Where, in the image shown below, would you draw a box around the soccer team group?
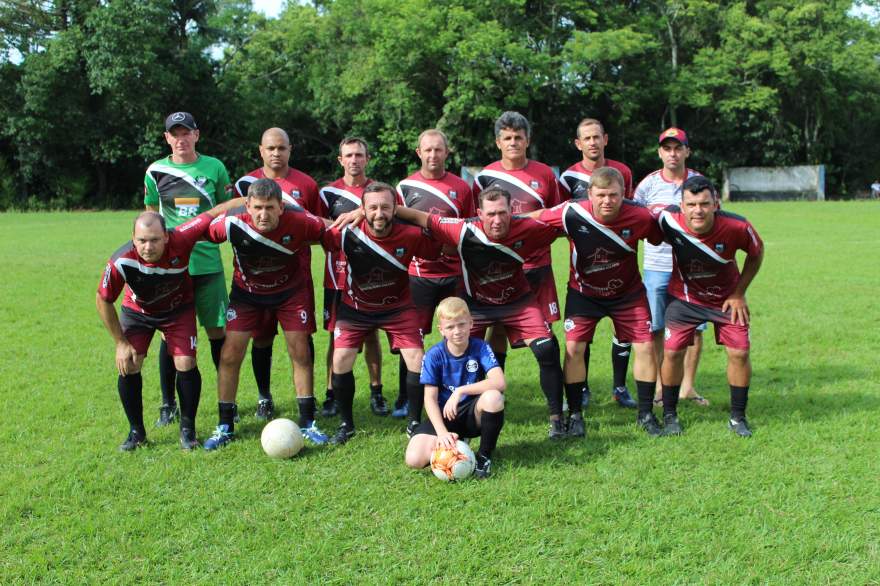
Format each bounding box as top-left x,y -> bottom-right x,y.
96,110 -> 764,478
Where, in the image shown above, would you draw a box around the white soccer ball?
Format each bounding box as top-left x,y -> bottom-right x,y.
260,418 -> 304,459
430,440 -> 476,482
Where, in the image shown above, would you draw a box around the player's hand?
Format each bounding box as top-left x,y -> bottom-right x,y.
331,209 -> 365,229
722,295 -> 750,326
443,391 -> 461,420
115,341 -> 139,375
436,432 -> 459,449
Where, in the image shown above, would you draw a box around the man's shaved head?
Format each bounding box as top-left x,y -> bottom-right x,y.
133,211 -> 166,233
261,127 -> 290,145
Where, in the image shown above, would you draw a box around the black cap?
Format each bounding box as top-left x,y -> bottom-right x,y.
164,112 -> 197,131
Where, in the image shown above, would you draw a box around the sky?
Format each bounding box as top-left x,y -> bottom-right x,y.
252,0 -> 286,19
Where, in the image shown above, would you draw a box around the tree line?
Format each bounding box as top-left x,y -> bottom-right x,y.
1,0 -> 878,209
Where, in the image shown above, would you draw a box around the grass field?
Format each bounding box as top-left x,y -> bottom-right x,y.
1,202 -> 878,584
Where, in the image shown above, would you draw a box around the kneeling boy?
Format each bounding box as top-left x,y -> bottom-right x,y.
405,297 -> 506,478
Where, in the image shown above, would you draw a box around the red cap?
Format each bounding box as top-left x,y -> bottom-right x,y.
658,127 -> 688,145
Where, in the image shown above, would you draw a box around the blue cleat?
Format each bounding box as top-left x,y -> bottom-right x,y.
301,421 -> 330,445
203,424 -> 234,451
612,386 -> 637,409
391,401 -> 408,419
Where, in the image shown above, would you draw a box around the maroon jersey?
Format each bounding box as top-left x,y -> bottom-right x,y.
559,159 -> 634,200
397,171 -> 474,279
98,213 -> 213,315
472,160 -> 563,270
659,207 -> 763,309
427,215 -> 558,306
206,204 -> 325,296
539,199 -> 662,298
322,223 -> 442,312
235,168 -> 321,214
318,179 -> 374,290
236,167 -> 322,288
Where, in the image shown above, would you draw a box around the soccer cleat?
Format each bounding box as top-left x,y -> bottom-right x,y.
156,403 -> 179,427
203,424 -> 235,451
637,412 -> 663,436
330,422 -> 356,445
568,413 -> 586,438
612,386 -> 637,409
581,387 -> 592,409
119,429 -> 147,452
320,397 -> 338,418
254,399 -> 275,421
728,417 -> 753,437
548,418 -> 568,440
391,401 -> 408,419
474,454 -> 492,479
301,421 -> 330,445
406,420 -> 420,438
179,427 -> 200,450
662,413 -> 683,436
370,393 -> 390,416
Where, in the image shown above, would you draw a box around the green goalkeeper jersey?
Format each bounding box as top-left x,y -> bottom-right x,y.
144,154 -> 231,275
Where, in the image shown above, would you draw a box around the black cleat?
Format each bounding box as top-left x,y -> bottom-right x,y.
581,387 -> 592,409
568,413 -> 586,438
728,417 -> 753,437
474,454 -> 492,479
662,413 -> 683,436
330,422 -> 356,445
637,412 -> 663,436
179,427 -> 200,450
321,397 -> 338,418
405,420 -> 420,438
156,403 -> 179,427
254,399 -> 275,421
612,386 -> 637,409
119,429 -> 147,452
370,393 -> 390,416
548,418 -> 568,440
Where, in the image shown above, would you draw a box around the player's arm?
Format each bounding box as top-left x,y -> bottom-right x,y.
95,293 -> 139,376
722,248 -> 764,326
442,367 -> 505,420
424,385 -> 457,448
329,209 -> 362,229
394,205 -> 430,228
206,196 -> 245,218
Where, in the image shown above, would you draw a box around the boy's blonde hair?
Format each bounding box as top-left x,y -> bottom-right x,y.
435,297 -> 470,322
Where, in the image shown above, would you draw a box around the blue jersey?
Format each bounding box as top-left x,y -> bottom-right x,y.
420,338 -> 500,408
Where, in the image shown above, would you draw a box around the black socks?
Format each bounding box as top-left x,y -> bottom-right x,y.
118,373 -> 145,435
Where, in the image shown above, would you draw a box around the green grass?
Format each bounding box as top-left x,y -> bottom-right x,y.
1,202 -> 878,584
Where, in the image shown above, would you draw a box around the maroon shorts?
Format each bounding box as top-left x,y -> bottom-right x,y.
322,287 -> 341,332
664,297 -> 749,351
120,305 -> 197,357
410,275 -> 463,333
333,303 -> 423,350
562,288 -> 653,344
226,287 -> 316,336
249,281 -> 315,341
467,294 -> 551,348
526,265 -> 560,323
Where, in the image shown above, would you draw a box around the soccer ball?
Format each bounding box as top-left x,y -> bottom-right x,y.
260,418 -> 304,459
430,440 -> 476,482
